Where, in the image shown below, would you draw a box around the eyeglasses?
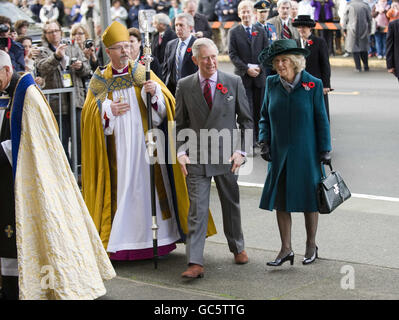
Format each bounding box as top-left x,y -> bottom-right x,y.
46,29 -> 61,35
108,44 -> 131,51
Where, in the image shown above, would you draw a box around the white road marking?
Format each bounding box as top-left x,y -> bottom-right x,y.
329,91 -> 360,95
236,181 -> 399,203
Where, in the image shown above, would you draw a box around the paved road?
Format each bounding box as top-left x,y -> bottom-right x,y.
101,65 -> 399,303
236,66 -> 399,198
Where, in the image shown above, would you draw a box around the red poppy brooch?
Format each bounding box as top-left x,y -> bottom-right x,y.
307,40 -> 314,46
186,47 -> 192,53
302,82 -> 315,91
251,31 -> 258,36
216,83 -> 228,94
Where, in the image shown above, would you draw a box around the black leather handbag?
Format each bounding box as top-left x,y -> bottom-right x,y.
317,164 -> 351,214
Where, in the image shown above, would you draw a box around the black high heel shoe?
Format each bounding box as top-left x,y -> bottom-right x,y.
303,246 -> 318,265
267,251 -> 294,267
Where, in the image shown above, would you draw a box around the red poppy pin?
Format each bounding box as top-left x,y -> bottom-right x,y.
302,82 -> 315,91
307,39 -> 314,46
187,47 -> 192,53
216,83 -> 228,94
251,31 -> 258,36
6,111 -> 10,119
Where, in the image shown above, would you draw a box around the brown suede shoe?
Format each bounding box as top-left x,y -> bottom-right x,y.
181,264 -> 204,278
234,250 -> 249,264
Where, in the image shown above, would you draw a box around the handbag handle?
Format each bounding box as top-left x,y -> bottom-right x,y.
320,162 -> 333,179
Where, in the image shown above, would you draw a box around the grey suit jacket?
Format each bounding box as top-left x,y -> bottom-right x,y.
266,16 -> 299,40
175,70 -> 253,177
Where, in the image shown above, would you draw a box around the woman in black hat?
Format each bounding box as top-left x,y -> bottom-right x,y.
258,39 -> 332,266
293,15 -> 332,121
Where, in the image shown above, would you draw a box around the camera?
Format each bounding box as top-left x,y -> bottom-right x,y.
70,57 -> 78,64
60,38 -> 72,45
0,37 -> 9,49
84,39 -> 94,49
0,24 -> 9,33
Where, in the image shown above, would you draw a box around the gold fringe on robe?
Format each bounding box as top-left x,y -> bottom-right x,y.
81,61 -> 217,250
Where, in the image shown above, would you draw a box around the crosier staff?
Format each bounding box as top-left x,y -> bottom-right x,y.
139,9 -> 158,269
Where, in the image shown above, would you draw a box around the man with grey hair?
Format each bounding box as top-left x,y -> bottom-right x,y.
152,13 -> 177,65
0,50 -> 115,300
175,38 -> 253,278
162,13 -> 198,95
267,0 -> 300,40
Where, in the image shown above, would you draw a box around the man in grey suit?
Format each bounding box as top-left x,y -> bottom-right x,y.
162,13 -> 199,95
175,38 -> 253,279
267,0 -> 300,40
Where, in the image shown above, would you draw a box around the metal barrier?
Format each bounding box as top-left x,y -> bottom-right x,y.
42,87 -> 79,179
209,21 -> 343,30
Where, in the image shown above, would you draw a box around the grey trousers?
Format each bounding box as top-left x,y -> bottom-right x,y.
185,171 -> 245,266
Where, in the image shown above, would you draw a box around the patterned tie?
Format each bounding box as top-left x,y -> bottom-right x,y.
246,26 -> 252,40
175,41 -> 186,80
203,79 -> 212,110
283,23 -> 291,39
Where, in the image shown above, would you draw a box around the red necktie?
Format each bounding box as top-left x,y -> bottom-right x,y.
283,23 -> 291,39
203,79 -> 212,110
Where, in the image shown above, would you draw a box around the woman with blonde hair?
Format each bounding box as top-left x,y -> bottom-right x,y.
258,39 -> 331,267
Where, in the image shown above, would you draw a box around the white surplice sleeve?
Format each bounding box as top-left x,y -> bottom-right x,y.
101,98 -> 116,135
140,82 -> 166,127
1,140 -> 12,164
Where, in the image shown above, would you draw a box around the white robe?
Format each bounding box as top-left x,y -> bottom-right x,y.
101,80 -> 180,253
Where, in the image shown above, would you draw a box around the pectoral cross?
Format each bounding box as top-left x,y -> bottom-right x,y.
5,225 -> 13,238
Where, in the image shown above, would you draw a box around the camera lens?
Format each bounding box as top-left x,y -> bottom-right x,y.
0,24 -> 9,33
85,39 -> 94,49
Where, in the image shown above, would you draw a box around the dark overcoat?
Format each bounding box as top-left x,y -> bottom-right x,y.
386,19 -> 399,79
258,71 -> 331,212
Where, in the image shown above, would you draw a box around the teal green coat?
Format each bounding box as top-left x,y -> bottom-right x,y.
258,71 -> 331,212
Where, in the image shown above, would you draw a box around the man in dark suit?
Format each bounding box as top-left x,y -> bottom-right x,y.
386,19 -> 399,84
172,0 -> 213,39
175,38 -> 253,278
228,0 -> 269,152
151,13 -> 177,66
162,13 -> 198,95
293,15 -> 332,120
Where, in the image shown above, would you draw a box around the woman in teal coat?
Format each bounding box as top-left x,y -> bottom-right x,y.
258,40 -> 331,267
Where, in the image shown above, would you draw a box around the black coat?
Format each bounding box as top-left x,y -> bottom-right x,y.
198,0 -> 219,21
298,34 -> 331,88
228,24 -> 269,88
162,36 -> 198,95
151,26 -> 177,66
0,74 -> 20,259
386,19 -> 399,79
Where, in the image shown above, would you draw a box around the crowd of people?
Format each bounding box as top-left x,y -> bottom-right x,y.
0,0 -> 397,300
10,0 -> 399,57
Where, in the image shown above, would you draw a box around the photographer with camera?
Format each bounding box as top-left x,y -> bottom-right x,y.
36,21 -> 91,164
16,36 -> 45,87
0,16 -> 25,72
71,23 -> 97,72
